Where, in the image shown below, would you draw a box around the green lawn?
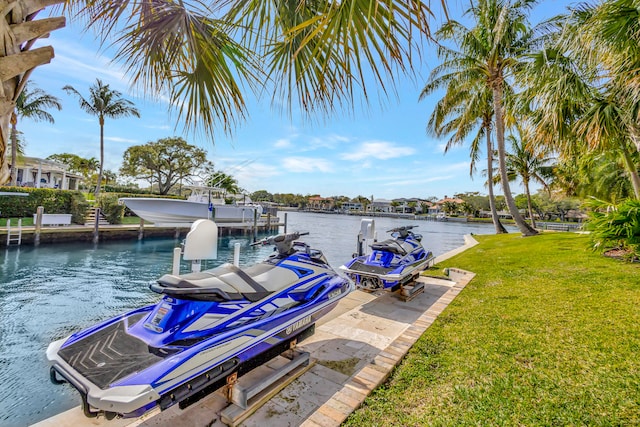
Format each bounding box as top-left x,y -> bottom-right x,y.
344,232 -> 640,426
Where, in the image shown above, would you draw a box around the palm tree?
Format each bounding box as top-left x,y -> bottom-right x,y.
464,0 -> 538,236
207,171 -> 241,196
0,1 -> 65,184
525,2 -> 640,199
63,79 -> 140,198
102,170 -> 117,187
10,83 -> 62,186
503,124 -> 553,228
2,1 -> 442,184
420,21 -> 508,234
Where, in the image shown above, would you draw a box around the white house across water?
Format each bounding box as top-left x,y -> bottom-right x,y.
11,157 -> 83,190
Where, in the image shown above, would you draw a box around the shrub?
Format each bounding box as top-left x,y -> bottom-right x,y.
0,186 -> 89,224
97,194 -> 125,224
585,198 -> 640,261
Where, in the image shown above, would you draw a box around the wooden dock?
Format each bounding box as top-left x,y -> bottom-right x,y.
0,220 -> 285,247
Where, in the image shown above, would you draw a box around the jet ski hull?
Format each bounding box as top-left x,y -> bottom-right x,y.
47,232 -> 353,419
341,225 -> 434,292
47,293 -> 345,418
341,256 -> 432,290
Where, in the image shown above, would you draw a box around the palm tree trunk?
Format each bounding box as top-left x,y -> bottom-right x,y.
620,141 -> 640,199
0,102 -> 13,185
10,114 -> 18,186
486,129 -> 508,234
491,79 -> 537,236
96,117 -> 104,199
524,179 -> 536,228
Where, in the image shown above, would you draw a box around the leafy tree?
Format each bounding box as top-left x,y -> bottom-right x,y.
458,192 -> 491,213
250,190 -> 273,202
10,83 -> 62,185
120,137 -> 207,195
46,153 -> 99,182
63,79 -> 140,198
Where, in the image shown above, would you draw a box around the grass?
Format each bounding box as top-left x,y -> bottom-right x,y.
344,232 -> 640,426
2,217 -> 35,226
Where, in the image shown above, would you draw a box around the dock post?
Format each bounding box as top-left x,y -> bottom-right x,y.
138,218 -> 145,240
284,213 -> 288,233
34,206 -> 43,246
253,210 -> 258,242
266,213 -> 271,231
172,247 -> 181,275
233,242 -> 241,266
92,208 -> 100,244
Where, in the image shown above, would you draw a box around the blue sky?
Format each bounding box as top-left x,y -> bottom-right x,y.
23,0 -> 573,200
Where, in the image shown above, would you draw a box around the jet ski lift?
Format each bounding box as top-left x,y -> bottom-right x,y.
47,221 -> 353,420
341,219 -> 434,301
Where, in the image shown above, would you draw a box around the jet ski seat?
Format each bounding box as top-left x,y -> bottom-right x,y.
152,263 -> 300,302
370,239 -> 408,255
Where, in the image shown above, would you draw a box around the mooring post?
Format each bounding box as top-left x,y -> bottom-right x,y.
138,218 -> 145,240
34,206 -> 43,246
266,212 -> 271,230
92,207 -> 100,244
283,212 -> 288,233
172,247 -> 181,275
233,242 -> 241,267
253,209 -> 258,242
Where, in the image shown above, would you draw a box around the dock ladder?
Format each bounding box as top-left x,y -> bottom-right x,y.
6,219 -> 22,246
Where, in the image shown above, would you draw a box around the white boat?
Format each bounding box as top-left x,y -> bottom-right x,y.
119,187 -> 264,227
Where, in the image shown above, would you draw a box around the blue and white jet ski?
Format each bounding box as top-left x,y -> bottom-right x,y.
341,223 -> 434,300
47,230 -> 353,419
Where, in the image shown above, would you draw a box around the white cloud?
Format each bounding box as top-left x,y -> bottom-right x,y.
340,140 -> 416,161
274,138 -> 292,148
383,175 -> 454,187
105,136 -> 139,143
282,157 -> 333,173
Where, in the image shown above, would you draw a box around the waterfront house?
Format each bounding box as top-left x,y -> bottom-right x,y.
308,196 -> 335,211
341,202 -> 363,212
10,156 -> 83,190
371,199 -> 393,213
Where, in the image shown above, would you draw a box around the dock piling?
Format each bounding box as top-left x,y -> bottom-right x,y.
34,206 -> 43,246
92,208 -> 100,244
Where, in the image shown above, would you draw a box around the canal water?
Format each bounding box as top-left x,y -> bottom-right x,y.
0,212 -> 507,426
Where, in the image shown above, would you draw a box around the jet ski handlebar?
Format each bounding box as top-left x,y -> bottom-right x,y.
386,225 -> 418,233
386,225 -> 420,239
251,232 -> 310,255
